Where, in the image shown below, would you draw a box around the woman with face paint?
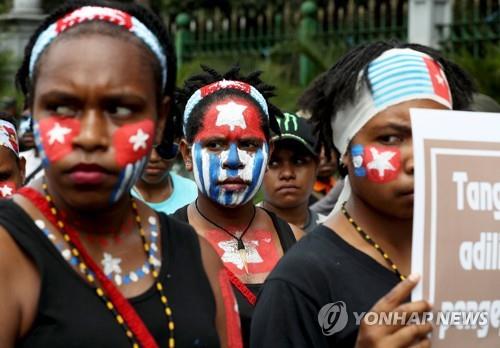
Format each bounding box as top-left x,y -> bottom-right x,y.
0,115 -> 26,197
0,2 -> 242,347
251,41 -> 475,348
173,66 -> 304,347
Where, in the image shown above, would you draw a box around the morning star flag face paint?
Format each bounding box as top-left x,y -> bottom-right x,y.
110,119 -> 154,203
35,117 -> 81,164
367,50 -> 452,109
0,181 -> 16,198
351,144 -> 401,183
192,97 -> 268,207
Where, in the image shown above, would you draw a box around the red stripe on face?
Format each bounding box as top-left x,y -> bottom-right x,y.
39,116 -> 81,163
0,181 -> 16,198
194,97 -> 266,142
113,119 -> 154,167
364,145 -> 401,183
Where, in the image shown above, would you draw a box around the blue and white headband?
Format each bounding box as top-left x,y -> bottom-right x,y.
183,80 -> 269,134
29,6 -> 167,89
329,48 -> 453,216
332,48 -> 452,157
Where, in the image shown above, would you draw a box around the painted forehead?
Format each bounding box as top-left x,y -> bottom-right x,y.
195,96 -> 266,141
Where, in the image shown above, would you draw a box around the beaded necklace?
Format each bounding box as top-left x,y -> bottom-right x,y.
38,183 -> 175,348
341,201 -> 406,281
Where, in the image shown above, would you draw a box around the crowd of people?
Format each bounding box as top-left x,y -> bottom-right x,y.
0,1 -> 497,347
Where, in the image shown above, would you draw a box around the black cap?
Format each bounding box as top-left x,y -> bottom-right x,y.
272,112 -> 319,157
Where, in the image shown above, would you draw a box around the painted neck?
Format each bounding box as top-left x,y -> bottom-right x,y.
45,182 -> 133,236
196,193 -> 256,227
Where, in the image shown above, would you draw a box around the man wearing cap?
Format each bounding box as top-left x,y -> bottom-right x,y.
261,112 -> 326,233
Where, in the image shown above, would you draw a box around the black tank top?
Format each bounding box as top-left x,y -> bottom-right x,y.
172,205 -> 297,347
0,200 -> 219,348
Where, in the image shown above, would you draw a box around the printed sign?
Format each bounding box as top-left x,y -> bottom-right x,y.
411,109 -> 500,347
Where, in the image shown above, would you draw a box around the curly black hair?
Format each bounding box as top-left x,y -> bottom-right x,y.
173,65 -> 282,145
16,0 -> 176,106
300,40 -> 476,164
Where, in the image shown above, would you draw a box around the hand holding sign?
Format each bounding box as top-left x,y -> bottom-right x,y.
355,274 -> 433,348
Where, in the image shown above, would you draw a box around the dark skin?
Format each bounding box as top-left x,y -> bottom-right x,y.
180,123 -> 304,285
0,33 -> 233,347
0,147 -> 26,188
324,99 -> 447,347
262,140 -> 319,229
134,147 -> 174,203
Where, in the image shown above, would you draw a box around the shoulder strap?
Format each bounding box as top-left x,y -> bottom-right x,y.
24,163 -> 43,185
261,208 -> 297,252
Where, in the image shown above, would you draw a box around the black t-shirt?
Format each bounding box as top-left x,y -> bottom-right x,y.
250,224 -> 402,348
0,200 -> 219,347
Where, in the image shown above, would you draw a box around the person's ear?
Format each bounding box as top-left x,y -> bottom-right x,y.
179,139 -> 193,172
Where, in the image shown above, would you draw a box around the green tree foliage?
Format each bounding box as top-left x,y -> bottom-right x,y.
450,45 -> 500,103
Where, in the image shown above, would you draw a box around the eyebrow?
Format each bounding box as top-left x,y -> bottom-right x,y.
373,122 -> 412,134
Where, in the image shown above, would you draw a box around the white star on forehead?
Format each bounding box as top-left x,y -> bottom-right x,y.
215,101 -> 247,131
47,122 -> 72,145
218,239 -> 263,270
101,252 -> 122,276
129,128 -> 150,151
0,184 -> 13,197
366,148 -> 396,177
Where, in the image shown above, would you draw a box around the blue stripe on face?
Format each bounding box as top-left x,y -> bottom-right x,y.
226,143 -> 240,177
208,152 -> 221,202
242,145 -> 265,204
224,190 -> 233,206
33,121 -> 49,167
193,142 -> 207,196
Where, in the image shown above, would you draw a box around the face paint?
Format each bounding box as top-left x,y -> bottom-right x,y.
192,97 -> 268,207
351,144 -> 366,177
0,181 -> 16,198
35,116 -> 81,165
351,144 -> 401,183
110,119 -> 154,203
206,228 -> 280,276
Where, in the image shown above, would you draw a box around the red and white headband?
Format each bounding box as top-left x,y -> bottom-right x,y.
0,120 -> 19,157
183,80 -> 269,134
29,6 -> 167,89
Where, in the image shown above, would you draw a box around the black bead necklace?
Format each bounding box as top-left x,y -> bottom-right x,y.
195,198 -> 256,251
341,201 -> 406,281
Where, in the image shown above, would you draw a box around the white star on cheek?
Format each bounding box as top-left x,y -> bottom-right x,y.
47,122 -> 72,145
0,184 -> 13,197
366,148 -> 396,177
129,128 -> 150,151
215,101 -> 248,131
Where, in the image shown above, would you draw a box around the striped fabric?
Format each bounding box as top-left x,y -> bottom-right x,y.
367,50 -> 451,109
